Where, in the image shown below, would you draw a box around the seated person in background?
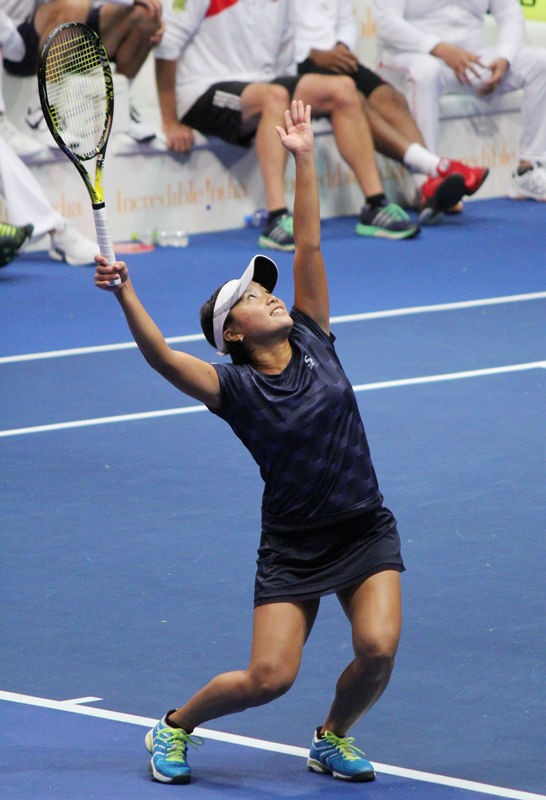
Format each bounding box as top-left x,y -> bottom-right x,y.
1,0 -> 163,152
295,0 -> 489,223
372,0 -> 546,202
0,135 -> 99,265
154,0 -> 421,249
0,8 -> 43,158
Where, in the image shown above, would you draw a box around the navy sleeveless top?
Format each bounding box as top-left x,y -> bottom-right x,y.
211,308 -> 382,531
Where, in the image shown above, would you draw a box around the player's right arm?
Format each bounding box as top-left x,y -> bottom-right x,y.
95,258 -> 221,409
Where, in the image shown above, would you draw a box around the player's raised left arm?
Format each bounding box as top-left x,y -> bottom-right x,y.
276,101 -> 329,335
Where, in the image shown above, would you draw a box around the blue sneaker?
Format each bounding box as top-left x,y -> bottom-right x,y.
307,728 -> 375,782
145,714 -> 203,784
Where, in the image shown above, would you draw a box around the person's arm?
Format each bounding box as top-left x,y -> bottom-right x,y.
95,258 -> 221,408
372,0 -> 442,55
336,0 -> 358,52
490,0 -> 525,65
155,57 -> 195,153
276,101 -> 329,335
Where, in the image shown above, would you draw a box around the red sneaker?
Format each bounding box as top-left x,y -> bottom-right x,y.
418,173 -> 465,225
437,158 -> 489,196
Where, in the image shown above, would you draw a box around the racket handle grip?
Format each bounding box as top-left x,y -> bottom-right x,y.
93,204 -> 121,287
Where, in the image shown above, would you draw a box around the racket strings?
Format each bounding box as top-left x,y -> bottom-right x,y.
44,32 -> 109,159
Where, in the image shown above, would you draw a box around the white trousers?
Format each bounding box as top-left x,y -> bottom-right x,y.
377,44 -> 546,163
0,137 -> 63,238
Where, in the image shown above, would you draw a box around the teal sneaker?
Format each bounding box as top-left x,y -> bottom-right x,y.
258,213 -> 295,251
145,714 -> 203,784
307,728 -> 375,782
356,202 -> 419,240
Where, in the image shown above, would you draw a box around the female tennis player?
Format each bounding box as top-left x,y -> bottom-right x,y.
95,100 -> 404,785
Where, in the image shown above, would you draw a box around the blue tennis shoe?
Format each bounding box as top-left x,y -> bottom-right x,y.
145,714 -> 203,784
307,727 -> 375,782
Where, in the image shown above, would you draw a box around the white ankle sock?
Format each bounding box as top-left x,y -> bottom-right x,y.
403,143 -> 441,177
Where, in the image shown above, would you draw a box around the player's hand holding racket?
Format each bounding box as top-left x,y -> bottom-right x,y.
38,22 -> 120,286
94,254 -> 127,291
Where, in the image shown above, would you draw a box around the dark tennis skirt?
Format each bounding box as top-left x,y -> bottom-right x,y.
254,506 -> 404,606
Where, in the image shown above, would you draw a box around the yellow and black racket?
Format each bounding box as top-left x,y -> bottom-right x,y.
38,22 -> 120,285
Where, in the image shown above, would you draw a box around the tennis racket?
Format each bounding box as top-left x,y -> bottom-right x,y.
38,21 -> 120,286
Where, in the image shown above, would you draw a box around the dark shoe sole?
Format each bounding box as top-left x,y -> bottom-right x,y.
419,174 -> 466,225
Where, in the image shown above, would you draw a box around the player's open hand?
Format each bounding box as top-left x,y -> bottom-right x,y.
94,254 -> 127,291
275,100 -> 313,155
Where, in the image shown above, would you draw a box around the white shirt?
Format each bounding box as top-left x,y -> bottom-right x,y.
372,0 -> 525,65
155,0 -> 296,119
0,1 -> 49,27
294,0 -> 357,64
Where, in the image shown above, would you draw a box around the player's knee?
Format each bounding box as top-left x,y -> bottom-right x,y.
354,628 -> 399,673
247,660 -> 297,702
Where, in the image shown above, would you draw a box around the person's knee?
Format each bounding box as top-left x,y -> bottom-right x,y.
300,74 -> 360,116
354,629 -> 399,676
34,0 -> 90,36
128,2 -> 163,36
262,82 -> 291,113
247,659 -> 297,703
329,75 -> 362,112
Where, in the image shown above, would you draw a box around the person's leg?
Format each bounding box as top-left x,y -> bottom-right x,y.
322,570 -> 402,735
168,599 -> 319,730
292,73 -> 420,239
366,82 -> 426,161
33,0 -> 92,44
295,73 -> 384,199
146,598 -> 319,783
97,2 -> 162,78
306,570 -> 401,782
239,81 -> 292,212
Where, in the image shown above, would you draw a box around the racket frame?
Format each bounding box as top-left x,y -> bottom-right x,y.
38,21 -> 119,282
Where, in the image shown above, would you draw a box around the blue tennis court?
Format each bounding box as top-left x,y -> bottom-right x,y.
1,198 -> 545,799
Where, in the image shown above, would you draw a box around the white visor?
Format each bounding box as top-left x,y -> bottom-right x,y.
212,254 -> 278,354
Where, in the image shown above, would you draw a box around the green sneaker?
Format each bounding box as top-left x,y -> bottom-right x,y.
258,213 -> 295,251
356,202 -> 419,240
307,728 -> 375,782
145,714 -> 203,784
0,222 -> 34,267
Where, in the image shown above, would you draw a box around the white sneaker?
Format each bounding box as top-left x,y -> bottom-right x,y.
128,104 -> 156,144
49,223 -> 99,266
0,113 -> 46,159
26,106 -> 81,152
507,162 -> 546,201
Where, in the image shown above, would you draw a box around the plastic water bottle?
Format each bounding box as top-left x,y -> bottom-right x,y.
244,209 -> 268,228
142,229 -> 189,247
156,229 -> 189,247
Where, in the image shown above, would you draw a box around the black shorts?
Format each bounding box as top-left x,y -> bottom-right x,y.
182,76 -> 300,147
4,8 -> 102,76
297,58 -> 386,99
254,505 -> 405,606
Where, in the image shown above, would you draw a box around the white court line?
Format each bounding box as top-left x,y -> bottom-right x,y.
1,291 -> 544,365
0,691 -> 543,800
0,360 -> 544,439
